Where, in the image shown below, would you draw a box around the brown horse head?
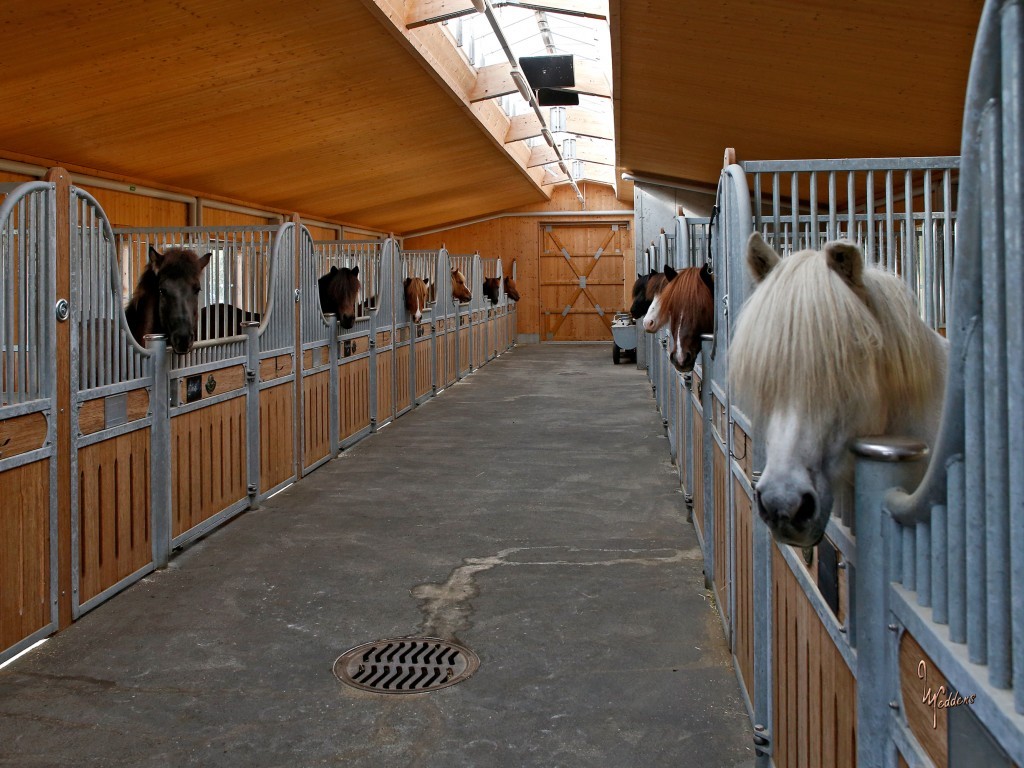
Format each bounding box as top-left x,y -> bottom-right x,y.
482,276 -> 501,305
503,274 -> 520,302
630,267 -> 670,319
451,268 -> 472,303
641,265 -> 714,372
318,265 -> 361,329
403,276 -> 430,323
125,246 -> 211,355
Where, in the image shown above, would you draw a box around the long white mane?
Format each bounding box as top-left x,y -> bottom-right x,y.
729,248 -> 947,439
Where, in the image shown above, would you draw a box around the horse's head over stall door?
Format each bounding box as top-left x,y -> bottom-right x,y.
729,233 -> 948,547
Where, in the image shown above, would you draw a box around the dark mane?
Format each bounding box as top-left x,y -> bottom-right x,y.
124,246 -> 211,355
318,265 -> 361,329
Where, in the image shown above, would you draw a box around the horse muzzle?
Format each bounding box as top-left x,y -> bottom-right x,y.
753,487 -> 826,547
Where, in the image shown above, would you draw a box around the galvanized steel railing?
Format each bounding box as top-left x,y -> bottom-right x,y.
880,0 -> 1023,731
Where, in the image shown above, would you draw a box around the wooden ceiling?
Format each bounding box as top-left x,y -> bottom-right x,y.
0,1 -> 987,232
610,0 -> 985,192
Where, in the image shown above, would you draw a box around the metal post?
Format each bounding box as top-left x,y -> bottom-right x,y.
851,436 -> 930,768
326,314 -> 340,455
145,334 -> 171,569
243,321 -> 261,507
701,333 -> 715,588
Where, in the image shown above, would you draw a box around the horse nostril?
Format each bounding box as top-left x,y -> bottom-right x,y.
792,492 -> 817,527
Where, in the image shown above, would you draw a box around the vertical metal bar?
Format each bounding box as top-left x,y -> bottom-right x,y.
981,102 -> 1010,689
243,321 -> 261,508
790,172 -> 799,253
923,169 -> 935,326
146,335 -> 170,569
902,525 -> 915,591
948,456 -> 967,644
18,198 -> 28,400
809,171 -> 819,248
965,317 -> 987,664
847,172 -> 856,244
772,173 -> 780,248
904,170 -> 915,294
827,170 -> 837,242
932,503 -> 948,624
943,169 -> 954,331
916,521 -> 931,607
866,171 -> 876,267
753,172 -> 763,232
885,170 -> 895,272
1003,0 -> 1024,713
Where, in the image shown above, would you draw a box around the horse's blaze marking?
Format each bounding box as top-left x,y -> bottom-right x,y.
334,638 -> 478,695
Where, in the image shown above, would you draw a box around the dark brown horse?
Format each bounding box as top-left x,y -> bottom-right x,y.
482,276 -> 501,305
640,264 -> 714,372
318,265 -> 361,329
403,276 -> 430,323
198,303 -> 261,340
629,267 -> 670,320
124,246 -> 211,355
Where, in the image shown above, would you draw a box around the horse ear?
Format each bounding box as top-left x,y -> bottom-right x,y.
197,252 -> 212,271
663,264 -> 678,281
352,265 -> 359,276
148,246 -> 164,271
746,232 -> 780,283
825,241 -> 864,287
404,277 -> 411,287
424,277 -> 430,286
330,265 -> 338,274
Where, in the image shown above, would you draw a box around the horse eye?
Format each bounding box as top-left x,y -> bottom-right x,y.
158,287 -> 166,296
193,286 -> 201,295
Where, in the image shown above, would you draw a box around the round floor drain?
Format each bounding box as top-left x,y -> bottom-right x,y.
333,637 -> 479,694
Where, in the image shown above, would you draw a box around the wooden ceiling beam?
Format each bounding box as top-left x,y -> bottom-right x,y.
407,0 -> 607,28
470,62 -> 517,102
528,136 -> 614,167
506,112 -> 545,142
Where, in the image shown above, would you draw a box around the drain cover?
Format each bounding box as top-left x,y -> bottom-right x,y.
333,637 -> 479,694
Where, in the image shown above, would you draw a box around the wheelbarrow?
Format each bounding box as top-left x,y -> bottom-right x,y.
610,312 -> 638,364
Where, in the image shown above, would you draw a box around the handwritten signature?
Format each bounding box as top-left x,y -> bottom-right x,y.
918,660 -> 976,728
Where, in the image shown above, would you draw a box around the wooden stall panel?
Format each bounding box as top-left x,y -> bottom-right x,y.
338,357 -> 370,442
713,443 -> 729,625
474,323 -> 485,368
77,429 -> 152,603
376,350 -> 394,424
446,330 -> 457,384
0,412 -> 47,457
171,397 -> 247,537
302,370 -> 330,471
900,632 -> 959,768
773,545 -> 857,768
733,479 -> 755,701
415,337 -> 432,399
259,383 -> 294,493
78,391 -> 149,437
396,344 -> 411,413
0,460 -> 50,651
692,396 -> 705,536
458,324 -> 470,374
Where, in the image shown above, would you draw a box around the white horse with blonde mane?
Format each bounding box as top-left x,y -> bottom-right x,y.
729,233 -> 948,547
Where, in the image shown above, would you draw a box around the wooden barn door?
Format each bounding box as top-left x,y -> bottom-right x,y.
538,222 -> 627,342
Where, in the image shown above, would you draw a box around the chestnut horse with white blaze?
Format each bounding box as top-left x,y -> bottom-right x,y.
640,264 -> 714,372
403,276 -> 430,323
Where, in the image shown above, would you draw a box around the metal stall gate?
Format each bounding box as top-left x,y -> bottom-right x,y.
506,259 -> 518,350
0,181 -> 58,664
299,226 -> 338,475
433,247 -> 455,393
71,191 -> 162,616
480,256 -> 505,362
114,222 -> 296,540
400,248 -> 442,406
449,253 -> 478,380
313,239 -> 385,447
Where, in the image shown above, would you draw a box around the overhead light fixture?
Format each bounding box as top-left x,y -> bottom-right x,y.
510,69 -> 533,102
549,106 -> 567,133
572,160 -> 584,179
562,138 -> 577,159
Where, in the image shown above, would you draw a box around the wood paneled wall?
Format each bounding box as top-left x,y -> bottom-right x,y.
404,184 -> 633,340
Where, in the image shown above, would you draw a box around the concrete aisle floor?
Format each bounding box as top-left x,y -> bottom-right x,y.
0,344 -> 753,768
